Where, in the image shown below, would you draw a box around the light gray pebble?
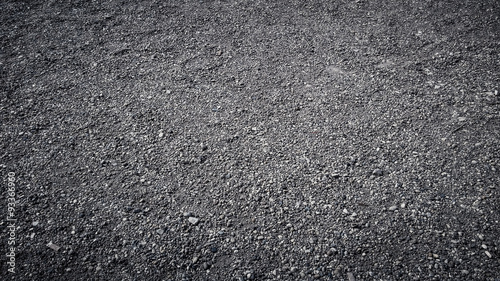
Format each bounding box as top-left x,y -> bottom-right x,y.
47,242 -> 60,251
188,217 -> 200,225
372,169 -> 383,176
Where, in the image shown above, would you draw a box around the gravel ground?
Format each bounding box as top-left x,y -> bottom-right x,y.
1,0 -> 499,280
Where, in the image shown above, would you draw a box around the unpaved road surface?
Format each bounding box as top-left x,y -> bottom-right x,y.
1,0 -> 499,280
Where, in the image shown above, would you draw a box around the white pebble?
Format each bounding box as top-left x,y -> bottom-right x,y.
188,217 -> 200,225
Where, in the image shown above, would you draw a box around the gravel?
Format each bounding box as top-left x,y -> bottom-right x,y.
46,242 -> 60,252
1,0 -> 499,280
188,217 -> 200,225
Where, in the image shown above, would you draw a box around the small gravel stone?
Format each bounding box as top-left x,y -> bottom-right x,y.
202,262 -> 209,270
485,251 -> 492,258
372,169 -> 383,176
389,205 -> 398,211
47,242 -> 60,251
347,272 -> 355,281
188,217 -> 200,225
